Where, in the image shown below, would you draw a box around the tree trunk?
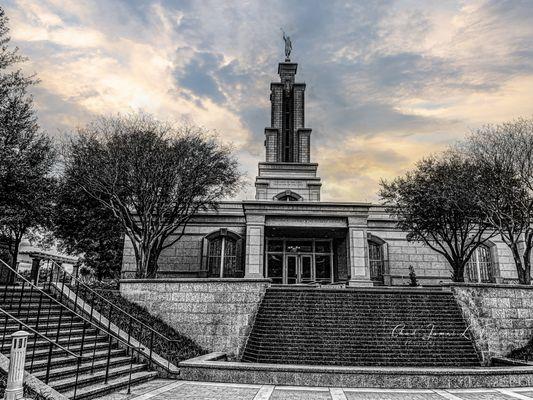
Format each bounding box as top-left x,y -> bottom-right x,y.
510,242 -> 527,284
136,243 -> 151,279
7,235 -> 22,284
146,244 -> 163,278
452,261 -> 465,282
523,241 -> 532,285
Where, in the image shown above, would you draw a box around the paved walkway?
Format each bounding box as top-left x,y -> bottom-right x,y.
95,380 -> 533,400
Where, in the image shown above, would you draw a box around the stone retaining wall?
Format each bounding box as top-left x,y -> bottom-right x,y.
449,283 -> 533,364
120,279 -> 270,358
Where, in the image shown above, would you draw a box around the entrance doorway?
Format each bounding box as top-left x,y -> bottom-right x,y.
266,238 -> 333,284
286,254 -> 313,284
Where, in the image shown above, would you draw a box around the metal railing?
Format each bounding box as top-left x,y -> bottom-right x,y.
0,307 -> 85,398
45,260 -> 179,374
0,259 -> 144,397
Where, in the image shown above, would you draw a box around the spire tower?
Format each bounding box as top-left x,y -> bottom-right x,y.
255,58 -> 322,201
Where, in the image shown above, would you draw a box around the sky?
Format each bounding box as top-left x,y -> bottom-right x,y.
5,0 -> 533,202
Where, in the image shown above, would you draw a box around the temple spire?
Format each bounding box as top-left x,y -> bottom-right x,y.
255,56 -> 322,201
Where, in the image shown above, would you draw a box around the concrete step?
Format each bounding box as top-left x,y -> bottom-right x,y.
21,340 -> 117,360
33,356 -> 134,381
1,285 -> 159,400
49,363 -> 149,392
3,321 -> 89,333
243,289 -> 479,367
27,348 -> 128,372
62,370 -> 158,400
1,334 -> 105,352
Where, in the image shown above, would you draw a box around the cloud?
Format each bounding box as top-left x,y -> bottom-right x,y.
4,0 -> 533,201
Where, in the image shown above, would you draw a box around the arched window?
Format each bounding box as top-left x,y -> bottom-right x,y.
466,245 -> 493,283
205,230 -> 242,278
368,241 -> 384,283
274,190 -> 302,202
277,194 -> 299,201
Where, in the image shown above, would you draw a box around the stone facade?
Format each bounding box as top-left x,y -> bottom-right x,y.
120,279 -> 270,358
121,201 -> 518,285
449,283 -> 533,364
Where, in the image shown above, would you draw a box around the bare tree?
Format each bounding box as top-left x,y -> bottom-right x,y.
380,152 -> 497,282
64,113 -> 243,278
461,118 -> 533,284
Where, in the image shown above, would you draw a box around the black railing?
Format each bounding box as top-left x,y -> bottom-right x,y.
0,259 -> 144,397
46,260 -> 179,374
0,307 -> 85,398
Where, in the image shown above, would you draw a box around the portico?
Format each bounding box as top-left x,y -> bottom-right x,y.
241,201 -> 373,286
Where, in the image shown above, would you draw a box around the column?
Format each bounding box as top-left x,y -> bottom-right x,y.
347,217 -> 373,287
30,258 -> 41,285
244,215 -> 265,279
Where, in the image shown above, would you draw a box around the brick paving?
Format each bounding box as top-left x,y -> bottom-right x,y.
94,381 -> 533,400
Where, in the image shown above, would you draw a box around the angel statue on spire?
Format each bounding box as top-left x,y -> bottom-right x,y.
281,29 -> 292,61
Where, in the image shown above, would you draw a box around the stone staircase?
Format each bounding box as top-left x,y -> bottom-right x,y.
242,287 -> 480,367
1,286 -> 157,399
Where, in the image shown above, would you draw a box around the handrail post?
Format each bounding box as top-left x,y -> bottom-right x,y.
4,331 -> 29,400
149,330 -> 154,368
104,308 -> 113,384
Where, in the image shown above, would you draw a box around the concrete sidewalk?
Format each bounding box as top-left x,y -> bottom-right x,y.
95,379 -> 533,400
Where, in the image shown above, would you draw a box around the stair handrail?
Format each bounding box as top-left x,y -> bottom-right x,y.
48,260 -> 179,344
0,306 -> 84,360
0,304 -> 88,398
0,258 -> 143,353
0,258 -> 150,397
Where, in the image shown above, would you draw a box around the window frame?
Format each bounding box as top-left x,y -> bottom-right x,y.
205,229 -> 242,278
466,244 -> 494,283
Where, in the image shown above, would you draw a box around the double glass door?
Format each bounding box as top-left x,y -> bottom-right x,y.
286,254 -> 313,284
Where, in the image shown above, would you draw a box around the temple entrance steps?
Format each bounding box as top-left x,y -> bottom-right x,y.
1,286 -> 157,400
241,287 -> 480,367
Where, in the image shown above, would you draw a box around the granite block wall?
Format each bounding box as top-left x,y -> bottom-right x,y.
450,284 -> 533,364
120,279 -> 270,358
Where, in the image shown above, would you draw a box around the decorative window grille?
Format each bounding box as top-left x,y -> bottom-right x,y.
207,236 -> 237,278
466,245 -> 493,283
368,241 -> 384,282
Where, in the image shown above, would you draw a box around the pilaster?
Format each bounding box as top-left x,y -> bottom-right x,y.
347,216 -> 373,287
245,215 -> 265,278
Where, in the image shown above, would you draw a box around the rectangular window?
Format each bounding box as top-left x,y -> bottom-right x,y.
267,254 -> 283,284
315,241 -> 331,253
315,255 -> 331,283
267,240 -> 284,252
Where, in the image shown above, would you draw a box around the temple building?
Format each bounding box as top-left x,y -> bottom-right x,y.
121,58 -> 518,286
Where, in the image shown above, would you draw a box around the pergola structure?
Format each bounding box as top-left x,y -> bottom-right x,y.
19,250 -> 78,285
